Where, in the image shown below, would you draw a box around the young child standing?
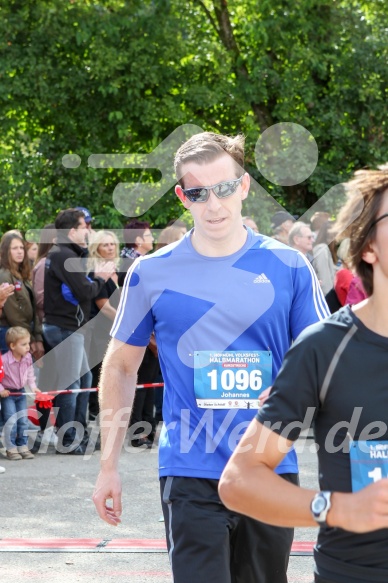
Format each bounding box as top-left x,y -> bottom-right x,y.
0,326 -> 40,460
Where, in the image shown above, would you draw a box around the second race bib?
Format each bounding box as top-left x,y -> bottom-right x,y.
350,441 -> 388,492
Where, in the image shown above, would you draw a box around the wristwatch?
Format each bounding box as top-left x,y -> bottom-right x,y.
310,491 -> 332,526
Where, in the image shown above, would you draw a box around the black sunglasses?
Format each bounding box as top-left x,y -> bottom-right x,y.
181,175 -> 244,203
370,213 -> 388,230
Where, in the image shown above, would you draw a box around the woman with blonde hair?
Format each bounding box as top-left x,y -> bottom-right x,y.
87,230 -> 121,420
88,230 -> 120,272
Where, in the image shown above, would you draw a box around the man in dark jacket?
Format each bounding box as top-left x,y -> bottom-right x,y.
43,209 -> 114,454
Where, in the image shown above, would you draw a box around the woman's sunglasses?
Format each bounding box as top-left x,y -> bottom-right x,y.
370,213 -> 388,231
181,175 -> 244,203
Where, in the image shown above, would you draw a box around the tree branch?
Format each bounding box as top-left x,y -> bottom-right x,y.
192,0 -> 220,37
213,0 -> 273,130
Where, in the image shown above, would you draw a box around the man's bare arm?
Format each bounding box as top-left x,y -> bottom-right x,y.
219,418 -> 388,533
219,419 -> 317,527
93,338 -> 146,526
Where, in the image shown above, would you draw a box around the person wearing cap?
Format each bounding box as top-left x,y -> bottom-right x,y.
43,209 -> 115,454
271,210 -> 295,244
75,206 -> 93,227
75,207 -> 96,243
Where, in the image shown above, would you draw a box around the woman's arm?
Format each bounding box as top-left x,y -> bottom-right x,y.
95,298 -> 117,321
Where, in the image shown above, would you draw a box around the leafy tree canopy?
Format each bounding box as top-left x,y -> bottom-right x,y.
0,0 -> 386,235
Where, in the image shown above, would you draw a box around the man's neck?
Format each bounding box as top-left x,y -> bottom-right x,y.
275,233 -> 288,245
190,225 -> 248,258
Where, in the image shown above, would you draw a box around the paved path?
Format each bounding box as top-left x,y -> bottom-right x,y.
0,430 -> 318,582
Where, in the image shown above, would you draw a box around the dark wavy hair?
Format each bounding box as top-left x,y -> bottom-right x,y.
123,220 -> 151,249
334,167 -> 388,296
0,232 -> 31,280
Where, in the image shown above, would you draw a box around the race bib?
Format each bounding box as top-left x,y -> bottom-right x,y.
350,441 -> 388,492
193,350 -> 272,409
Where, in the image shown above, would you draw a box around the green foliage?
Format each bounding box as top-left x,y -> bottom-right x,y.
0,0 -> 386,234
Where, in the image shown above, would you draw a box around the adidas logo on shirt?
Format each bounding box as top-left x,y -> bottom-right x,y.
253,273 -> 271,284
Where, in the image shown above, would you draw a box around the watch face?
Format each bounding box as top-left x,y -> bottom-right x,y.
312,496 -> 326,514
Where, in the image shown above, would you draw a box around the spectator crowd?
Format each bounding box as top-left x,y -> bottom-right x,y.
0,195 -> 369,475
1,131 -> 387,583
0,209 -> 187,472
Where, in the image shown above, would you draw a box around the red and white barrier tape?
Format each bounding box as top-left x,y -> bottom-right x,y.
5,382 -> 164,397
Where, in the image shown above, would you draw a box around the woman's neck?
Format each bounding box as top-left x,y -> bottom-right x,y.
353,292 -> 388,337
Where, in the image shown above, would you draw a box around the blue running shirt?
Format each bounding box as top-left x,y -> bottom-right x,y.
111,229 -> 330,479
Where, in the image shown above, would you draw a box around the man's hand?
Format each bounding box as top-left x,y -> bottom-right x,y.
94,261 -> 116,282
0,282 -> 15,308
93,342 -> 146,526
0,389 -> 10,398
330,479 -> 388,533
31,341 -> 45,360
93,469 -> 123,526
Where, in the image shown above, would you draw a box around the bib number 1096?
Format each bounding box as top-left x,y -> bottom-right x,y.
207,369 -> 262,391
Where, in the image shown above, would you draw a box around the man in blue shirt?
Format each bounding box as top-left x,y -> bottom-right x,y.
93,132 -> 329,583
